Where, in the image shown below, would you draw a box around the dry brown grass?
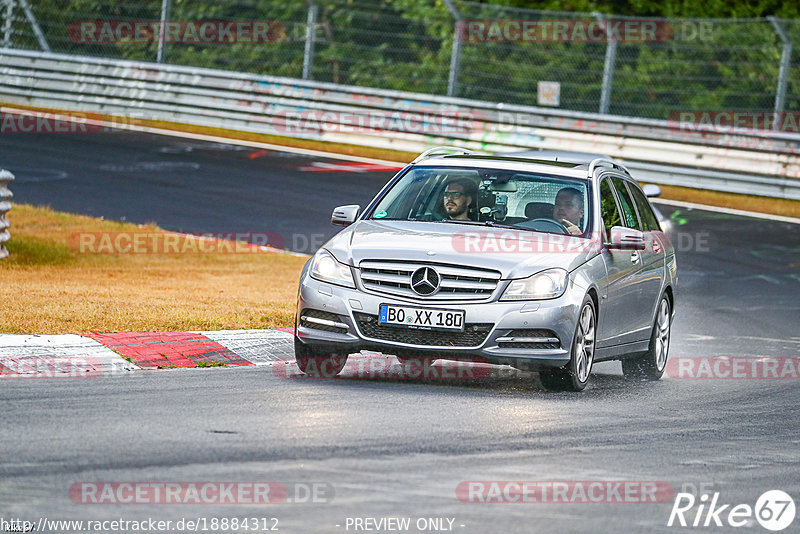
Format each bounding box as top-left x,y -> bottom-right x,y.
1,204 -> 307,334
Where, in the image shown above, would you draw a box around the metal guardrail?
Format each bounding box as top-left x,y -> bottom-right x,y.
623,161 -> 800,200
4,0 -> 800,121
1,48 -> 799,199
0,169 -> 13,259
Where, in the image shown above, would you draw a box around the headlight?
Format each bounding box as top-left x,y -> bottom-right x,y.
500,268 -> 568,301
309,249 -> 355,288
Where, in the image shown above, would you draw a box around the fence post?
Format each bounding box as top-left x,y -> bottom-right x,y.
442,0 -> 462,97
17,0 -> 48,51
302,0 -> 318,80
595,12 -> 617,115
768,17 -> 792,130
2,0 -> 12,49
0,169 -> 14,259
157,0 -> 172,63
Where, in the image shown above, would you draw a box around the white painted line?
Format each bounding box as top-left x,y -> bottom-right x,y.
0,334 -> 139,377
652,198 -> 800,225
193,329 -> 294,365
0,106 -> 408,167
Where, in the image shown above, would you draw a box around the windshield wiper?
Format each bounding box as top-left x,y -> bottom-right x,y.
437,219 -> 535,231
438,219 -> 493,226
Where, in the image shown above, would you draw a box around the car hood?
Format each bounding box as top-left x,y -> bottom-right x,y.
324,220 -> 599,279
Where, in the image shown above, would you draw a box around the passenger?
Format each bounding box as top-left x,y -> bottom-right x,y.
554,187 -> 584,235
442,178 -> 477,221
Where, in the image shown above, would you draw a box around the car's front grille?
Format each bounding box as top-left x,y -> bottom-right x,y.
353,313 -> 493,347
299,309 -> 349,334
497,329 -> 561,349
359,260 -> 501,301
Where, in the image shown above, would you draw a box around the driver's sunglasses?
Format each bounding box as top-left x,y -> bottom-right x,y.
443,191 -> 465,199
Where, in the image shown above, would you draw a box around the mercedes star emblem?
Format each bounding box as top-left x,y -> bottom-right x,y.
410,266 -> 441,296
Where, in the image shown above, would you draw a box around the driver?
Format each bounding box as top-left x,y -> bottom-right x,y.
554,187 -> 584,236
442,178 -> 477,221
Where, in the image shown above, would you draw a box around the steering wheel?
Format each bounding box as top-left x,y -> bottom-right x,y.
520,218 -> 571,235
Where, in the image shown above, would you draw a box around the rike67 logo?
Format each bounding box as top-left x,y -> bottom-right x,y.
668,490 -> 796,531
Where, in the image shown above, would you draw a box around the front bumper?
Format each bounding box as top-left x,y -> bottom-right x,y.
295,274 -> 583,369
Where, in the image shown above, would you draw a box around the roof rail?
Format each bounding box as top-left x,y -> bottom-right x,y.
412,146 -> 476,163
588,158 -> 630,177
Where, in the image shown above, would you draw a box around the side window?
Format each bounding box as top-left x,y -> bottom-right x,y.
599,179 -> 621,235
611,177 -> 638,229
628,183 -> 662,232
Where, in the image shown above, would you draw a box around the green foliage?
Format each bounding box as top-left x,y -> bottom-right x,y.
478,0 -> 799,18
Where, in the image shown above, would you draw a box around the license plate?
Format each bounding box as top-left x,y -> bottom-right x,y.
378,304 -> 465,331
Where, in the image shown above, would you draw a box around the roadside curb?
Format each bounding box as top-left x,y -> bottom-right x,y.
0,329 -> 295,377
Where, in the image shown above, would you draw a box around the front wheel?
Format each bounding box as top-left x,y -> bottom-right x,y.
539,296 -> 596,392
294,337 -> 348,377
622,295 -> 671,380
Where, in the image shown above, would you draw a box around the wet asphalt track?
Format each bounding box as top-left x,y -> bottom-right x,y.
0,130 -> 388,254
1,130 -> 799,533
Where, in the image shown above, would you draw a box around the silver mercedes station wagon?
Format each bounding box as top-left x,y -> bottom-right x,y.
294,147 -> 677,391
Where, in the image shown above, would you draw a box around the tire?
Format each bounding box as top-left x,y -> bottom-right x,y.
622,295 -> 671,380
294,337 -> 348,377
539,295 -> 596,392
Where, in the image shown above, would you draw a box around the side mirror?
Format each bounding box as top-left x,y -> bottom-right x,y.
642,184 -> 661,198
608,226 -> 646,250
331,205 -> 360,226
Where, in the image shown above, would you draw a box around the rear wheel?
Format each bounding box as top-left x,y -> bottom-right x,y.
622,295 -> 671,380
539,296 -> 596,392
294,337 -> 348,377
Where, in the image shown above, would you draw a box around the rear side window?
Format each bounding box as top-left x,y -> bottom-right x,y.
611,177 -> 638,229
599,179 -> 621,235
628,183 -> 662,232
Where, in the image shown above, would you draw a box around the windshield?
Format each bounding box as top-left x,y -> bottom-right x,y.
369,166 -> 592,237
